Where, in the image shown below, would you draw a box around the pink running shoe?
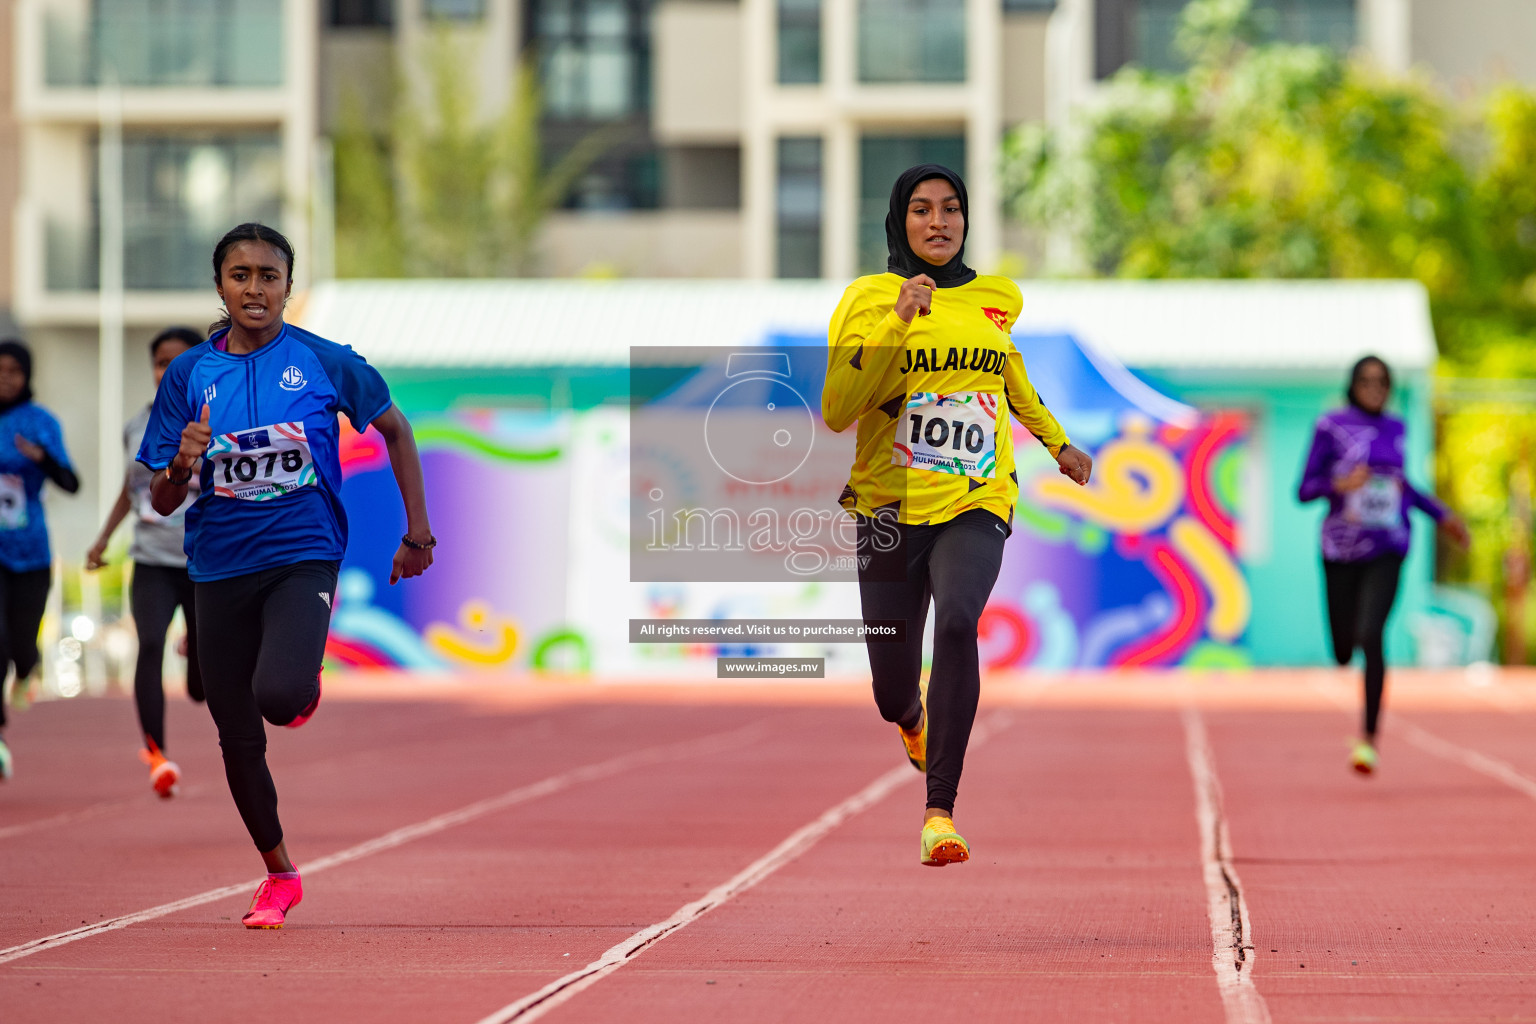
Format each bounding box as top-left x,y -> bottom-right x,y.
285,670 -> 322,729
242,871 -> 303,929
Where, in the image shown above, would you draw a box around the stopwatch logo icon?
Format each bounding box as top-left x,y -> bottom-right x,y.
703,352 -> 815,486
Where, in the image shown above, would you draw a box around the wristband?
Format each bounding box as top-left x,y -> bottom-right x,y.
401,533 -> 437,550
166,465 -> 193,486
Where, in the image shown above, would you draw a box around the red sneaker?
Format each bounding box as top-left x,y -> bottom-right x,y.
242,872 -> 303,929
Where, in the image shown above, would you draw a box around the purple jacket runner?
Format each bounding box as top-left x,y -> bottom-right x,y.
1297,406 -> 1446,563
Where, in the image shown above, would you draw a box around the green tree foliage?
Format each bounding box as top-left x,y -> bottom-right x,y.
1005,0 -> 1491,302
1003,0 -> 1536,658
331,30 -> 610,278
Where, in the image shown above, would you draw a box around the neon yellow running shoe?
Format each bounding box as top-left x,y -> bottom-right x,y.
920,816 -> 969,867
1350,739 -> 1378,775
898,679 -> 929,773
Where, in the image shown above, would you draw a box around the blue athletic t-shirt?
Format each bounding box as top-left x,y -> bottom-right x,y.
0,403 -> 75,572
137,324 -> 392,582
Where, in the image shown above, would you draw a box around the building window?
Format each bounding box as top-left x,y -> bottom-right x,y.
858,134 -> 965,273
48,134 -> 284,291
1095,0 -> 1356,78
532,0 -> 651,121
1003,0 -> 1057,9
858,0 -> 965,84
424,0 -> 485,18
778,0 -> 821,85
529,0 -> 657,209
329,0 -> 393,25
44,0 -> 284,88
777,137 -> 823,278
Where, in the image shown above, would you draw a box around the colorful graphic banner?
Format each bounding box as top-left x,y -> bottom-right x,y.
329,333 -> 1251,675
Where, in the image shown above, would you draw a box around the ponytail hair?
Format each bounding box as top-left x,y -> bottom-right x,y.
209,222 -> 296,336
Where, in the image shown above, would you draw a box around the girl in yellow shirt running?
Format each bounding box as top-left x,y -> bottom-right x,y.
823,164 -> 1092,866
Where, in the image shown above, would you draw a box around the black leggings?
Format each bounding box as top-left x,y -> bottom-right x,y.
197,560 -> 336,854
0,566 -> 51,731
1324,555 -> 1403,739
131,563 -> 203,752
857,509 -> 1008,815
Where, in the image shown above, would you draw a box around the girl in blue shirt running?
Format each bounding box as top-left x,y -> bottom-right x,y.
0,340 -> 80,780
139,223 -> 435,928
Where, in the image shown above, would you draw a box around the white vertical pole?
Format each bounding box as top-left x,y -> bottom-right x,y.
965,0 -> 1001,274
824,119 -> 857,280
97,81 -> 124,527
742,0 -> 776,279
312,137 -> 336,284
1361,0 -> 1411,75
824,0 -> 857,281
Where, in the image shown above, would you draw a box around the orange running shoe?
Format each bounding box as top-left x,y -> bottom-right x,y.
898,678 -> 929,773
242,871 -> 303,929
920,816 -> 970,867
139,739 -> 180,799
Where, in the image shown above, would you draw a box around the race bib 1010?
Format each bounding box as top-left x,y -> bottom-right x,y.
207,423 -> 317,502
0,474 -> 26,529
892,391 -> 999,478
1344,474 -> 1401,529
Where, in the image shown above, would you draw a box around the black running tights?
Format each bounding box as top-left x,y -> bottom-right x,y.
196,560 -> 336,853
131,563 -> 203,752
0,566 -> 51,731
1324,555 -> 1403,739
857,509 -> 1008,815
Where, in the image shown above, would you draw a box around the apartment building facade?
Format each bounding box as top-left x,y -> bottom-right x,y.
320,0 -> 1536,284
6,0 -> 1536,555
5,0 -> 319,551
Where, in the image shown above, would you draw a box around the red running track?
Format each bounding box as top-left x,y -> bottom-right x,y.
2,671 -> 1535,1023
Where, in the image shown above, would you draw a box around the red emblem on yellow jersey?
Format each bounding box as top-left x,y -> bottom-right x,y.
981,307 -> 1010,332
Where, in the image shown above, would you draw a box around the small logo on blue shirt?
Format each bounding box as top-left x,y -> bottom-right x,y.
280,366 -> 307,392
204,383 -> 217,405
236,430 -> 271,451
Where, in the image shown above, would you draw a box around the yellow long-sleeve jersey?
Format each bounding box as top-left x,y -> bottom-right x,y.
822,272 -> 1070,528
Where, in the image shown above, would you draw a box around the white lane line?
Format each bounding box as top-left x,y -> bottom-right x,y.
1181,707 -> 1271,1024
1399,722 -> 1536,802
1307,675 -> 1536,800
0,786 -> 211,841
474,711 -> 1013,1024
0,723 -> 766,966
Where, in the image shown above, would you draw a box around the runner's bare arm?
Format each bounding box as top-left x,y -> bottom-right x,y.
85,481 -> 133,570
151,404 -> 209,515
371,404 -> 434,585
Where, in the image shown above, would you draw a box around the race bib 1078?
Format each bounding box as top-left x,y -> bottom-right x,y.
207,423 -> 317,502
892,391 -> 999,478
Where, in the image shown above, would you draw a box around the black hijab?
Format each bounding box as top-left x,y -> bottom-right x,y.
1345,355 -> 1391,411
0,340 -> 33,414
885,163 -> 976,288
